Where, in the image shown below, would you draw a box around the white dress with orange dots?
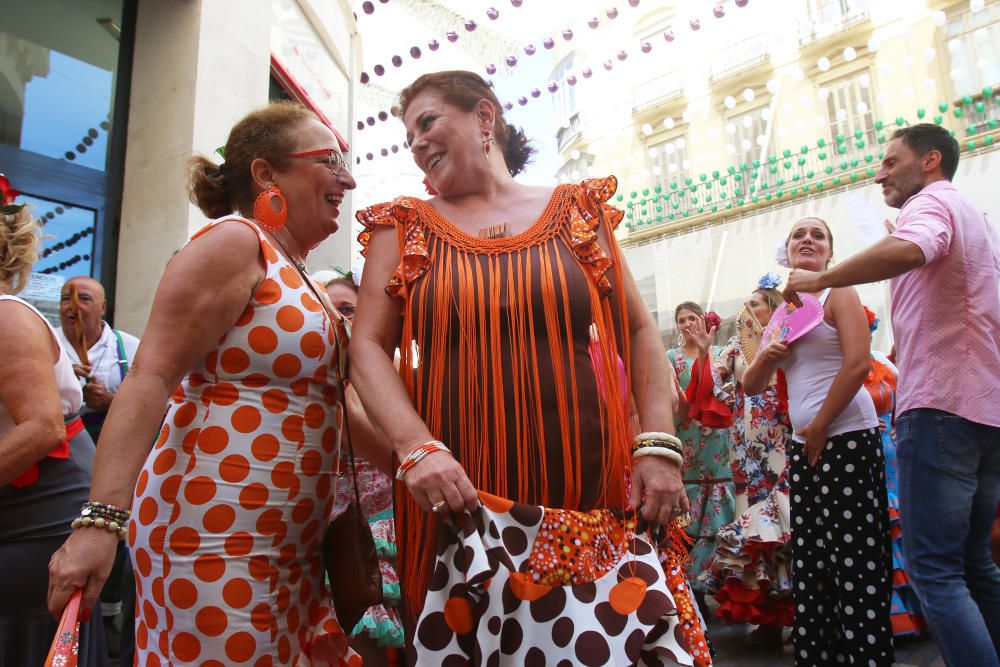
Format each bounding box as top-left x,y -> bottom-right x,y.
129,217 -> 360,666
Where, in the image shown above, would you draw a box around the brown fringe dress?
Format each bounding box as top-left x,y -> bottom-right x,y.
357,177 -> 710,665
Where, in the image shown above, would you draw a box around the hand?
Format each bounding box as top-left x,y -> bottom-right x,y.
687,316 -> 717,358
48,528 -> 120,621
758,341 -> 790,364
629,455 -> 689,528
72,363 -> 93,379
82,378 -> 113,411
400,446 -> 479,514
783,268 -> 826,307
795,420 -> 828,467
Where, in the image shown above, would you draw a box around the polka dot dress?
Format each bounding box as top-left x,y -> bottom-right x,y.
129,217 -> 360,666
414,492 -> 696,666
789,427 -> 894,666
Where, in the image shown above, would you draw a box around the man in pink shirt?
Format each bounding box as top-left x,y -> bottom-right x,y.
785,123 -> 1000,667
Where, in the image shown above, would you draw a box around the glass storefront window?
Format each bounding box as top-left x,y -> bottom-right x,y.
0,0 -> 122,172
25,194 -> 98,278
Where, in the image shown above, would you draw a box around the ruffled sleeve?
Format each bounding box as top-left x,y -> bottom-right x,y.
684,355 -> 734,429
356,197 -> 431,299
566,175 -> 625,297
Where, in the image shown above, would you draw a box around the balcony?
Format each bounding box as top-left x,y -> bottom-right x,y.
798,7 -> 870,48
632,71 -> 684,115
556,113 -> 582,153
708,34 -> 770,85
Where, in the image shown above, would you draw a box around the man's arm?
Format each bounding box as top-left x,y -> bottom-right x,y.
784,236 -> 925,304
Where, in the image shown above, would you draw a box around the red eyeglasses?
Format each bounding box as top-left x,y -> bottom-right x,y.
288,148 -> 351,174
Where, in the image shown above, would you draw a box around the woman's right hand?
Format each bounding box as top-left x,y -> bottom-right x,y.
48,528 -> 121,621
688,316 -> 717,358
401,448 -> 479,514
758,341 -> 790,364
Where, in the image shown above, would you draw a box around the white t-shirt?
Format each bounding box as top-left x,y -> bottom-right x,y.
56,321 -> 140,414
0,296 -> 83,437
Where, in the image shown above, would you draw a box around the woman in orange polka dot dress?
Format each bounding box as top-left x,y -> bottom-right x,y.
48,103 -> 361,666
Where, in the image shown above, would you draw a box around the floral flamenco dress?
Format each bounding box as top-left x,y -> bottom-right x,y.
865,352 -> 926,637
666,346 -> 736,593
330,454 -> 404,648
358,177 -> 711,666
129,216 -> 359,666
699,337 -> 793,627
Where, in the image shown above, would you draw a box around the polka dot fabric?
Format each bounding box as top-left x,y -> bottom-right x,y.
129,216 -> 360,666
413,492 -> 696,666
789,427 -> 894,666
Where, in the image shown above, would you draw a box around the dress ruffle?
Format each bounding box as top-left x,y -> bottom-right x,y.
356,197 -> 429,299
566,176 -> 624,297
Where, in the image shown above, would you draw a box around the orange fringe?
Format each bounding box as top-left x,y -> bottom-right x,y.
359,179 -> 635,622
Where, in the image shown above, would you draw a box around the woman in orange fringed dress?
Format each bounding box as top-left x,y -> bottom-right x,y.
351,70 -> 711,666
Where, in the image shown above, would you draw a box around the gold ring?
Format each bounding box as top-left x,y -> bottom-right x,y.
431,501 -> 447,513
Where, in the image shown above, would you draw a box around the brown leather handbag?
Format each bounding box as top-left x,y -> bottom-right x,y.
321,306 -> 383,632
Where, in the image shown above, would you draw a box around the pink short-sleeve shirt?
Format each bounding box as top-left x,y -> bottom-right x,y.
889,180 -> 1000,427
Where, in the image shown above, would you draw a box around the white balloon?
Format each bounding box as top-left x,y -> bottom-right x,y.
726,122 -> 737,134
836,108 -> 848,121
925,47 -> 936,62
571,169 -> 580,180
690,132 -> 700,144
877,91 -> 889,104
903,56 -> 915,69
682,158 -> 692,169
663,117 -> 676,129
859,73 -> 871,88
867,37 -> 880,52
818,87 -> 831,100
879,63 -> 892,77
947,38 -> 962,54
792,66 -> 805,81
648,147 -> 659,158
571,149 -> 581,160
971,0 -> 985,12
665,143 -> 676,154
682,110 -> 693,123
815,115 -> 826,127
924,77 -> 937,89
668,163 -> 678,173
741,138 -> 752,150
742,88 -> 755,102
843,47 -> 857,61
902,86 -> 914,97
951,67 -> 965,80
800,93 -> 810,107
726,144 -> 736,154
724,95 -> 737,109
742,115 -> 753,128
817,56 -> 831,72
676,137 -> 686,149
776,128 -> 788,139
932,10 -> 947,26
795,120 -> 805,131
641,123 -> 654,135
975,27 -> 989,43
761,108 -> 772,121
652,165 -> 662,175
756,134 -> 768,146
782,102 -> 793,113
766,79 -> 779,94
856,101 -> 869,114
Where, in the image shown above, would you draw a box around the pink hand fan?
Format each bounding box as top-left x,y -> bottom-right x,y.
760,293 -> 825,345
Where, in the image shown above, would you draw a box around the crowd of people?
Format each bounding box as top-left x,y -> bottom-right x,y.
0,68 -> 997,667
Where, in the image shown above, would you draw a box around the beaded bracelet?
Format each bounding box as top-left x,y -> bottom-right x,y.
396,440 -> 452,481
71,501 -> 130,540
632,446 -> 684,467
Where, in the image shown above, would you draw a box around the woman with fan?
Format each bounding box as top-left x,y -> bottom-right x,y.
667,302 -> 736,601
700,274 -> 794,643
743,217 -> 893,666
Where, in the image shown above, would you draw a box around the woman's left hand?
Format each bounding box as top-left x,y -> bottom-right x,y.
630,455 -> 689,527
796,420 -> 828,467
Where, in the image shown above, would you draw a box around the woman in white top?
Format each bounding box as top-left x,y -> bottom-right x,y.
743,217 -> 893,666
0,194 -> 106,665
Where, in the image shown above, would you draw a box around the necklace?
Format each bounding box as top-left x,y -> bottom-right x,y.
270,231 -> 307,272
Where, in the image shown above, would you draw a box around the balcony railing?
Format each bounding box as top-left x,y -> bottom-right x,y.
632,71 -> 684,114
556,113 -> 582,153
708,34 -> 770,84
620,88 -> 1000,235
798,7 -> 870,47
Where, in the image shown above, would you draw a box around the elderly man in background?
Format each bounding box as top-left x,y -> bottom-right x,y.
55,275 -> 140,659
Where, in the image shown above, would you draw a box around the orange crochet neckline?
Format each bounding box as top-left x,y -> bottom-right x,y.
413,185 -> 568,254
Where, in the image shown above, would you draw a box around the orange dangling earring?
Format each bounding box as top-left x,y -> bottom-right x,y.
482,131 -> 495,160
253,185 -> 288,232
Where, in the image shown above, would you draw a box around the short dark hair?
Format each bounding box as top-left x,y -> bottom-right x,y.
891,123 -> 960,181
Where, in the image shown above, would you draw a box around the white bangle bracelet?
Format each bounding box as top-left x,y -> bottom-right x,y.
633,431 -> 684,449
632,446 -> 684,466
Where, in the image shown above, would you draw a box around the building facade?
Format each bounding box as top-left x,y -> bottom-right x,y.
549,0 -> 1000,348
